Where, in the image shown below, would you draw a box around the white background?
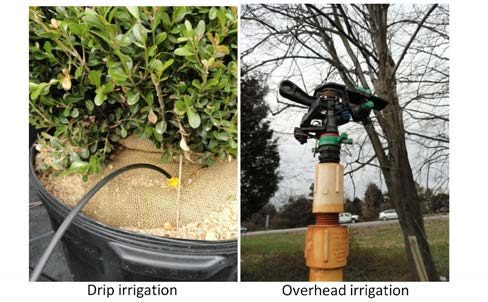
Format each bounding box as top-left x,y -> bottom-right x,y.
0,0 -> 487,301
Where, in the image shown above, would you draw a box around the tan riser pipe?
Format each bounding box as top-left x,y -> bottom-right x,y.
304,163 -> 348,281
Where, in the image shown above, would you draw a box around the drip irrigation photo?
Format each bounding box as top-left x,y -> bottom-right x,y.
29,6 -> 238,281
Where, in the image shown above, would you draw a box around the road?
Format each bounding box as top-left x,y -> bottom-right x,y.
241,214 -> 449,237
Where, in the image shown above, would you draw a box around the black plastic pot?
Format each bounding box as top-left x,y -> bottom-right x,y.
29,148 -> 237,281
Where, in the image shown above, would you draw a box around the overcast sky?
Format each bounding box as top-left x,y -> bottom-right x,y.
241,4 -> 449,208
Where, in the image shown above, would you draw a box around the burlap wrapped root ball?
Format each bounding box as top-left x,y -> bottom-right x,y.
37,136 -> 237,240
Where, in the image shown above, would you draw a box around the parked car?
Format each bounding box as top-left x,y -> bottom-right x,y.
339,212 -> 359,224
379,209 -> 398,220
240,226 -> 248,233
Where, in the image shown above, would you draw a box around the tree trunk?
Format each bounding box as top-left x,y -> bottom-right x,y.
373,79 -> 439,281
366,4 -> 440,281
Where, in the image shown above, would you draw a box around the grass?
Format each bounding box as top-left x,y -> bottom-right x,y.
241,218 -> 449,281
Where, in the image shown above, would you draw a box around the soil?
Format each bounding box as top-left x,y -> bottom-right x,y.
35,146 -> 237,241
122,203 -> 237,240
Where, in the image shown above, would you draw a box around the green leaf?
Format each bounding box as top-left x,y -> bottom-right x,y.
127,90 -> 140,105
153,131 -> 163,142
172,6 -> 187,23
68,21 -> 84,35
187,108 -> 201,129
83,9 -> 105,30
209,7 -> 218,20
155,32 -> 167,45
85,100 -> 95,111
29,85 -> 42,101
94,87 -> 106,106
161,150 -> 171,162
215,45 -> 230,58
174,100 -> 186,114
183,95 -> 193,107
192,79 -> 202,89
110,134 -> 120,142
120,126 -> 128,138
177,36 -> 188,43
108,67 -> 127,84
160,11 -> 171,26
115,34 -> 131,47
75,66 -> 83,78
162,59 -> 174,71
103,82 -> 115,93
145,92 -> 154,106
126,6 -> 139,20
70,160 -> 88,170
115,51 -> 133,71
132,24 -> 147,43
147,46 -> 158,59
80,148 -> 90,159
88,70 -> 102,87
215,131 -> 230,141
29,80 -> 58,101
206,156 -> 215,166
217,7 -> 227,28
43,41 -> 52,54
149,59 -> 164,76
184,20 -> 192,32
155,120 -> 167,134
70,108 -> 80,118
195,20 -> 205,40
174,47 -> 193,56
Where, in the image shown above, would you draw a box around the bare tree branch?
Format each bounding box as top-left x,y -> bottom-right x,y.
391,4 -> 439,77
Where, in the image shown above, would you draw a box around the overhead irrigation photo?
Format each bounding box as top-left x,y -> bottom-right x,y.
28,6 -> 238,281
240,4 -> 449,281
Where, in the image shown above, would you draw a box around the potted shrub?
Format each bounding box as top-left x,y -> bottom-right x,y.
29,6 -> 238,281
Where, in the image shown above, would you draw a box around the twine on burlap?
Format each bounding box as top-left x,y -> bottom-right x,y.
176,154 -> 183,230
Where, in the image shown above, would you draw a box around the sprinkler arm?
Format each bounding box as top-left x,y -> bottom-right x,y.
279,80 -> 388,144
279,80 -> 316,107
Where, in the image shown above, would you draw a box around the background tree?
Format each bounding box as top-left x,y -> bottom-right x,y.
362,183 -> 384,221
431,193 -> 449,213
278,195 -> 314,228
380,193 -> 395,212
345,197 -> 364,216
416,183 -> 449,214
345,198 -> 354,214
351,197 -> 363,216
247,203 -> 278,229
241,70 -> 281,220
241,4 -> 448,280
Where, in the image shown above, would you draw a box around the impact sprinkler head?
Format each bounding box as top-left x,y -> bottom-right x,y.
279,80 -> 388,162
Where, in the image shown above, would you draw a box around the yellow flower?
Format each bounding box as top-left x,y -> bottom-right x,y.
166,177 -> 179,188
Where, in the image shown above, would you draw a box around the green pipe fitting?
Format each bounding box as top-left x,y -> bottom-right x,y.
362,101 -> 374,110
318,133 -> 353,147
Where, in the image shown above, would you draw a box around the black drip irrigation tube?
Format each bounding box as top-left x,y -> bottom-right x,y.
30,163 -> 172,281
29,146 -> 238,281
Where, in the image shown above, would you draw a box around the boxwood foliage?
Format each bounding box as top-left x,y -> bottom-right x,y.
29,6 -> 237,178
